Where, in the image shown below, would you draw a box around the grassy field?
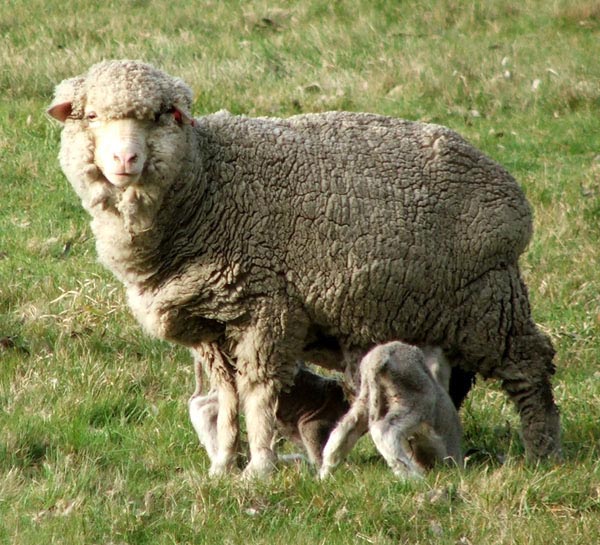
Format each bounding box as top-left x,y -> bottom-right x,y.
1,0 -> 600,543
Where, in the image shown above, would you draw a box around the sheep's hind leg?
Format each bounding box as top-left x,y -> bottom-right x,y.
454,266 -> 561,461
497,324 -> 561,461
319,404 -> 369,479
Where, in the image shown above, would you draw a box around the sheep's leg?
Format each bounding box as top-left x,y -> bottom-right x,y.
497,273 -> 561,460
234,300 -> 309,478
188,391 -> 219,461
369,410 -> 425,479
454,267 -> 561,460
319,404 -> 369,479
497,324 -> 561,461
210,379 -> 240,476
190,344 -> 240,476
238,375 -> 279,478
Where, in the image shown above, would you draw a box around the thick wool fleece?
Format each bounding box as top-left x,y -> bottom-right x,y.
49,60 -> 561,461
50,60 -> 193,121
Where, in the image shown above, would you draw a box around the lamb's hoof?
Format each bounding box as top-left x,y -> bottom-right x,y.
318,465 -> 334,480
278,453 -> 308,466
391,466 -> 424,480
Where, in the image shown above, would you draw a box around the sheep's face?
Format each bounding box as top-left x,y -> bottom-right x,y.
86,116 -> 148,188
84,111 -> 192,189
48,60 -> 195,206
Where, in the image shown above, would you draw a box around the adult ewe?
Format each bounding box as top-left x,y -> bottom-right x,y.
48,60 -> 561,477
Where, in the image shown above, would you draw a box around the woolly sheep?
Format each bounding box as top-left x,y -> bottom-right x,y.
320,341 -> 463,479
48,59 -> 561,477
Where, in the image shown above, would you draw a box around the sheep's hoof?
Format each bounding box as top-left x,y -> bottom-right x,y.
209,457 -> 237,478
318,465 -> 334,480
241,453 -> 277,480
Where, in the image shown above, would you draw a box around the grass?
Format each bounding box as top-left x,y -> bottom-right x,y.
1,0 -> 600,543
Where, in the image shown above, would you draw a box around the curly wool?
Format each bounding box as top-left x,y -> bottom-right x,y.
56,59 -> 193,121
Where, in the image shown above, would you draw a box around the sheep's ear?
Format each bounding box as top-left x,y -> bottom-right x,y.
47,75 -> 84,122
173,105 -> 195,126
47,101 -> 73,122
171,76 -> 194,126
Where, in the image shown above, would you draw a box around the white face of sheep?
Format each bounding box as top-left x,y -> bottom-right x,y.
48,102 -> 194,190
86,115 -> 148,188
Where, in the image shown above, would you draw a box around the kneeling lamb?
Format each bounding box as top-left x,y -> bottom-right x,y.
320,342 -> 463,479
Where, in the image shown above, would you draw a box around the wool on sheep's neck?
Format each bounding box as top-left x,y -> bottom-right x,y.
87,136 -> 211,288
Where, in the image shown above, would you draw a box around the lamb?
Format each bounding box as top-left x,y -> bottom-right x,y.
189,346 -> 349,469
320,342 -> 463,479
190,343 -> 452,474
48,59 -> 561,477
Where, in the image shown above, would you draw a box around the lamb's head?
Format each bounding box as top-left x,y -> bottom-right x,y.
48,60 -> 195,213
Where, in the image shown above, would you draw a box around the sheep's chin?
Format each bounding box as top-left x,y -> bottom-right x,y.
104,172 -> 142,188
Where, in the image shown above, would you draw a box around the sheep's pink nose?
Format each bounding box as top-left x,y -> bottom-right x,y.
113,150 -> 139,170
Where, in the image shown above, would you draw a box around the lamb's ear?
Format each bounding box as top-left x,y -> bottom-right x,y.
47,76 -> 84,122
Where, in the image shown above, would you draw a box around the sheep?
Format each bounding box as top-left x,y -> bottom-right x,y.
189,345 -> 350,469
48,59 -> 561,477
320,341 -> 463,479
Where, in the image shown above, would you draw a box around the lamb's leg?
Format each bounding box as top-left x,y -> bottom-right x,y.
409,426 -> 452,470
369,410 -> 425,479
319,403 -> 369,479
188,391 -> 219,461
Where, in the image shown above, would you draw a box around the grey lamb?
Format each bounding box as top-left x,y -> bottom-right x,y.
320,341 -> 463,479
48,59 -> 561,477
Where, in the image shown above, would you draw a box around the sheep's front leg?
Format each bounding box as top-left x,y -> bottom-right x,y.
233,300 -> 309,479
237,375 -> 279,478
209,379 -> 240,476
190,344 -> 240,476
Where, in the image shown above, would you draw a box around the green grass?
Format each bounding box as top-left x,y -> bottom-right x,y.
1,0 -> 600,543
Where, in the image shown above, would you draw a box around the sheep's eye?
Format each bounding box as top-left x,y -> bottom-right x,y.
86,111 -> 98,121
155,108 -> 181,124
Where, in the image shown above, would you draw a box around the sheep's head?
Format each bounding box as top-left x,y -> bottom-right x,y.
48,60 -> 195,206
